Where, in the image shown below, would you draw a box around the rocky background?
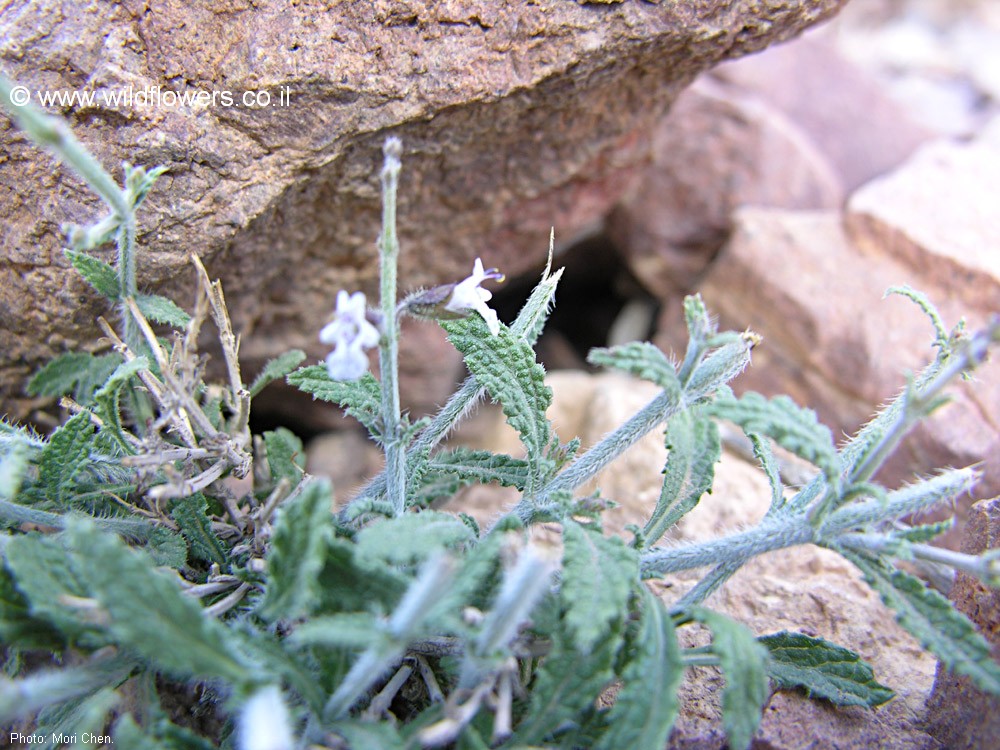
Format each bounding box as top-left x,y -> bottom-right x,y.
3,0 -> 1000,747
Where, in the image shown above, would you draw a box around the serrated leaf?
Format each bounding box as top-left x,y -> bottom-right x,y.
890,520 -> 954,544
170,494 -> 228,566
513,618 -> 618,745
709,391 -> 839,488
317,536 -> 409,614
355,511 -> 475,568
596,588 -> 682,750
587,341 -> 680,393
561,519 -> 637,651
411,449 -> 531,506
759,631 -> 894,707
643,409 -> 721,548
250,349 -> 307,398
842,550 -> 1000,695
92,356 -> 148,451
65,249 -> 121,300
442,315 -> 551,491
684,294 -> 714,344
5,534 -> 102,644
287,366 -> 383,438
145,526 -> 188,568
259,479 -> 335,621
36,687 -> 120,749
689,607 -> 769,750
64,518 -> 249,684
26,351 -> 121,403
749,432 -> 784,514
39,412 -> 97,506
510,249 -> 564,346
135,293 -> 192,327
264,427 -> 305,485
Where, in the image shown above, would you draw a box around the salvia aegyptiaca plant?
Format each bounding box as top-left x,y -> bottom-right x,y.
2,74 -> 999,750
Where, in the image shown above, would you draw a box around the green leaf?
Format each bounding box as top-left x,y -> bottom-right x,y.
0,437 -> 30,502
561,519 -> 637,651
26,351 -> 123,403
64,518 -> 249,684
92,356 -> 148,452
316,536 -> 409,614
135,293 -> 192,327
264,427 -> 305,485
356,511 -> 475,568
689,607 -> 770,750
890,520 -> 954,544
442,315 -> 552,491
596,588 -> 682,750
643,409 -> 721,547
0,552 -> 71,648
65,249 -> 121,299
250,349 -> 307,398
587,341 -> 680,393
144,526 -> 188,568
411,449 -> 531,505
333,721 -> 407,750
287,366 -> 383,438
510,247 -> 564,346
842,550 -> 1000,695
514,618 -> 618,745
709,391 -> 839,489
36,687 -> 120,749
759,631 -> 894,708
169,494 -> 228,566
683,293 -> 714,345
259,479 -> 335,621
4,534 -> 99,644
749,432 -> 784,514
39,412 -> 97,506
290,612 -> 383,650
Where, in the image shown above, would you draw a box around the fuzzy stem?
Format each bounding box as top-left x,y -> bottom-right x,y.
377,138 -> 407,517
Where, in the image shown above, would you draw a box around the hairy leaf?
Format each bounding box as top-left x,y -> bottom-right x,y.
135,293 -> 192,327
690,607 -> 769,750
65,249 -> 121,300
709,391 -> 839,488
92,356 -> 148,451
64,518 -> 249,684
287,366 -> 383,438
760,631 -> 894,707
356,511 -> 475,567
643,409 -> 721,547
317,536 -> 409,614
144,526 -> 188,568
561,519 -> 637,651
169,494 -> 228,566
510,245 -> 564,346
514,620 -> 618,745
26,352 -> 122,403
39,412 -> 97,506
259,479 -> 335,621
264,427 -> 305,485
4,536 -> 94,645
683,293 -> 714,345
596,588 -> 682,750
587,341 -> 680,393
290,613 -> 383,651
411,449 -> 531,505
250,349 -> 306,398
843,550 -> 1000,695
442,315 -> 551,491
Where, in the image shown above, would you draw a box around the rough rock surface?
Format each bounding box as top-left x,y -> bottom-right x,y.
0,0 -> 846,420
925,496 -> 1000,749
846,116 -> 1000,313
426,371 -> 940,749
607,75 -> 843,299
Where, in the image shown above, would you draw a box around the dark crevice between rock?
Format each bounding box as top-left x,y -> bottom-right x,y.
491,231 -> 661,371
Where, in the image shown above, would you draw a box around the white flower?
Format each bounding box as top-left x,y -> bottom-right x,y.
238,685 -> 294,750
445,258 -> 505,335
320,290 -> 380,380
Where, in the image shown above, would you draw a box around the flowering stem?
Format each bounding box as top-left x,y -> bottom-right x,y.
378,138 -> 407,516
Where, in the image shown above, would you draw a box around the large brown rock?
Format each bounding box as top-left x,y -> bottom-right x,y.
0,0 -> 846,421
